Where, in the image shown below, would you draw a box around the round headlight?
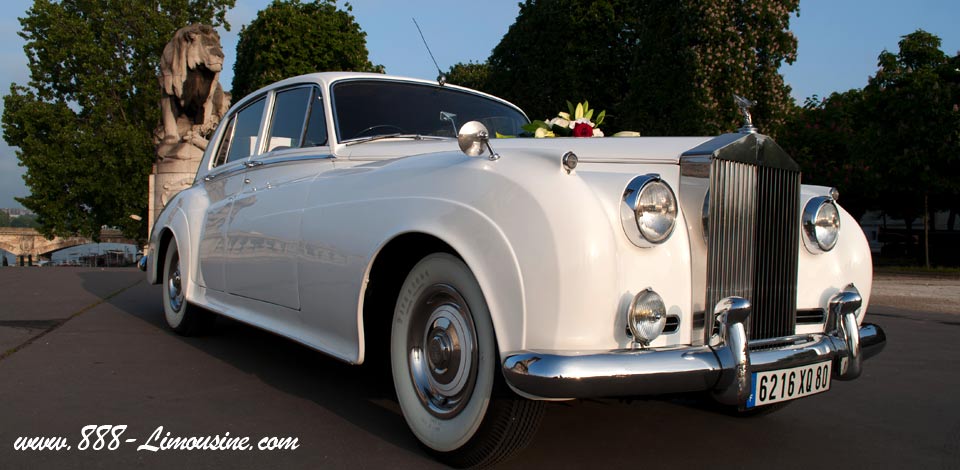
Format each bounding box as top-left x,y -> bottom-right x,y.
627,289 -> 667,345
802,196 -> 840,253
620,175 -> 677,247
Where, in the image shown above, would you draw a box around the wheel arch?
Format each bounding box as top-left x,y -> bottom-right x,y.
147,206 -> 194,301
152,228 -> 176,284
358,224 -> 526,365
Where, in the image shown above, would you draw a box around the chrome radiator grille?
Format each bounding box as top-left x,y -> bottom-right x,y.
705,160 -> 801,340
752,165 -> 801,339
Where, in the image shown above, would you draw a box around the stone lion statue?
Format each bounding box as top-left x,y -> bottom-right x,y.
155,24 -> 230,160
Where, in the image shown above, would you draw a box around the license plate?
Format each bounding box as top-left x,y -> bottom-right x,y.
746,361 -> 832,408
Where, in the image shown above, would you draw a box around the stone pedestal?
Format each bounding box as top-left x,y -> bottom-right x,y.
148,143 -> 205,239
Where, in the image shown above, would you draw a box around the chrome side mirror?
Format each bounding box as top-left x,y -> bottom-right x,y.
457,121 -> 500,161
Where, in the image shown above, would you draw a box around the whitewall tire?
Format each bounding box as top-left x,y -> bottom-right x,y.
391,253 -> 543,467
162,238 -> 213,335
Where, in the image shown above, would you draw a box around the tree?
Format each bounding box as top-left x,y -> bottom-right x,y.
486,0 -> 635,130
861,30 -> 960,266
777,91 -> 881,222
2,0 -> 234,242
445,61 -> 492,92
624,0 -> 799,136
0,211 -> 9,227
484,0 -> 798,136
9,214 -> 40,229
231,0 -> 382,102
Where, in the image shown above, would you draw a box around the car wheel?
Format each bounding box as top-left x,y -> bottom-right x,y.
391,253 -> 544,468
162,238 -> 213,335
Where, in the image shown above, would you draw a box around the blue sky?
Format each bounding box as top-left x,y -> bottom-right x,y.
1,0 -> 959,209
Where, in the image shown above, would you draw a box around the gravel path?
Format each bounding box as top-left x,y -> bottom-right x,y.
870,273 -> 959,315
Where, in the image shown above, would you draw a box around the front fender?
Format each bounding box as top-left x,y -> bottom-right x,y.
146,197 -> 195,302
796,189 -> 873,325
298,197 -> 525,363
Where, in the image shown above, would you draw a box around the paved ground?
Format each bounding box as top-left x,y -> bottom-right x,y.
0,267 -> 957,469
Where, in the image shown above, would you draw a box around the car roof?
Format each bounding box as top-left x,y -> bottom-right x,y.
231,72 -> 526,120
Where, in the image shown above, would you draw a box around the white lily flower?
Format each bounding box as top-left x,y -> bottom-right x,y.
535,127 -> 554,138
592,128 -> 604,137
558,112 -> 571,120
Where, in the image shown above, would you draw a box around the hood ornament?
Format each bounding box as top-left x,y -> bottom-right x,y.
733,94 -> 757,134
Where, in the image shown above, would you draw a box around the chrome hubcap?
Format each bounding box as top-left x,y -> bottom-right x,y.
167,256 -> 184,313
408,284 -> 478,418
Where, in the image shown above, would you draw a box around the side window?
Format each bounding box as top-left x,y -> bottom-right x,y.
303,88 -> 328,147
265,87 -> 311,152
224,98 -> 266,164
211,115 -> 236,168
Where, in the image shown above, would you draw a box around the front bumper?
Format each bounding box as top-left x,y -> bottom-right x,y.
502,291 -> 886,406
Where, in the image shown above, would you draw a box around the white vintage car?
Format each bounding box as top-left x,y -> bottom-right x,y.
144,72 -> 885,467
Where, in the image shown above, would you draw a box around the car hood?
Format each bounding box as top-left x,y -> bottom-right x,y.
336,136 -> 713,164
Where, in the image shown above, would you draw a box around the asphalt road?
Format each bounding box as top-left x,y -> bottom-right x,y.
0,268 -> 957,469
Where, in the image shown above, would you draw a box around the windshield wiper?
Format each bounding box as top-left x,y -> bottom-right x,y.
343,133 -> 450,146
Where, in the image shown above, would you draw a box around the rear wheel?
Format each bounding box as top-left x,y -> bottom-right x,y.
162,238 -> 213,335
391,253 -> 544,468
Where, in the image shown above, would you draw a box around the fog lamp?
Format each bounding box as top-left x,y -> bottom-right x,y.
627,289 -> 667,345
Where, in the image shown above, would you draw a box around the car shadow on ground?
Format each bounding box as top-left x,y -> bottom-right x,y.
75,270 -> 822,468
77,271 -> 430,461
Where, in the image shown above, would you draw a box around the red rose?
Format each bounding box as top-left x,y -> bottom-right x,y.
572,122 -> 593,137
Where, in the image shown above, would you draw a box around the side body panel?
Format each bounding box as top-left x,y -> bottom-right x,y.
224,156 -> 332,309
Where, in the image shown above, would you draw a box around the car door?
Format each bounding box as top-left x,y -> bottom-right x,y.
198,96 -> 267,292
224,85 -> 334,309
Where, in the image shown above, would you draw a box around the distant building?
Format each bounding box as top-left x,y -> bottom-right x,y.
1,208 -> 33,218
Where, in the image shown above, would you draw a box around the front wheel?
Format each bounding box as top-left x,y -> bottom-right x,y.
391,253 -> 543,468
162,238 -> 213,335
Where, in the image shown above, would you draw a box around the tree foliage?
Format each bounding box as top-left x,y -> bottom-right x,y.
863,30 -> 960,223
483,0 -> 798,135
627,0 -> 799,136
777,30 -> 960,265
778,91 -> 879,221
231,0 -> 381,102
2,0 -> 234,241
485,0 -> 634,130
446,62 -> 492,93
9,214 -> 40,228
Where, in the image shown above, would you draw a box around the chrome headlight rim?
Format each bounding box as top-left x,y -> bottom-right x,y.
802,196 -> 841,254
620,174 -> 678,248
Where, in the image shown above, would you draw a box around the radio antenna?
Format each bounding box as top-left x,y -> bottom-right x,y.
412,18 -> 446,86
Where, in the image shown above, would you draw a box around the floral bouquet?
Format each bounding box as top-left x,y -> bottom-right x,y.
522,101 -> 605,138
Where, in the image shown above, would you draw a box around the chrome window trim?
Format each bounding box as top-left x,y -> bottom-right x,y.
263,84 -> 322,152
248,153 -> 336,168
203,162 -> 248,182
209,94 -> 269,169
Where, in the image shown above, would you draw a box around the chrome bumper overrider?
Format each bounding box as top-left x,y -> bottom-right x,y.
502,291 -> 886,406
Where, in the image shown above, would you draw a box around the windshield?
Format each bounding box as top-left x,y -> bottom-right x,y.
332,80 -> 528,142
